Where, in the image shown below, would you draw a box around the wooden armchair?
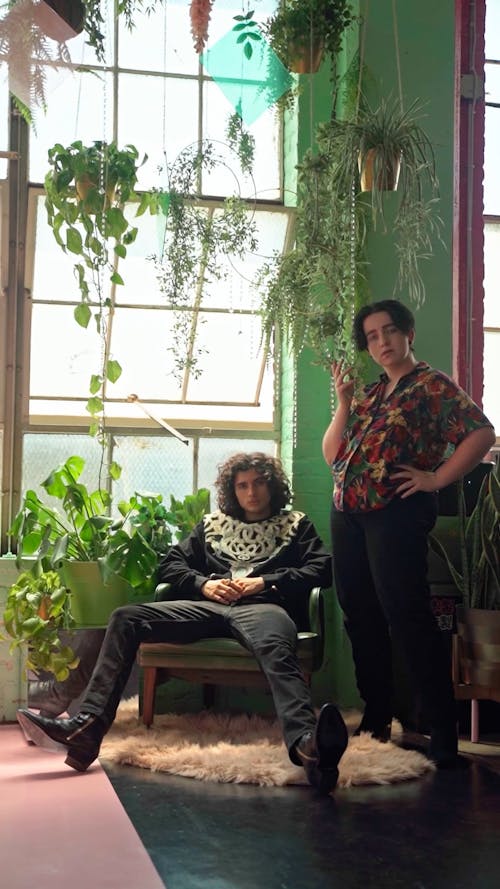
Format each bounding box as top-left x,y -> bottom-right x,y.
137,584 -> 326,727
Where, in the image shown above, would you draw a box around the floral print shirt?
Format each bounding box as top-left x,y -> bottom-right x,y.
331,362 -> 493,513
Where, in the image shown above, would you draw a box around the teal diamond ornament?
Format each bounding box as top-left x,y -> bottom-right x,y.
201,23 -> 293,126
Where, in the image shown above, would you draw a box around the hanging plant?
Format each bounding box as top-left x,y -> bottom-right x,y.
44,139 -> 156,441
150,140 -> 258,380
225,111 -> 255,175
189,0 -> 213,54
263,0 -> 356,74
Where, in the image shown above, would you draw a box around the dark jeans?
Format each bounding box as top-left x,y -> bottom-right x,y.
80,600 -> 317,760
331,493 -> 456,733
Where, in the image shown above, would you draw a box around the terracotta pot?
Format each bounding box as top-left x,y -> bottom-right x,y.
358,148 -> 401,192
287,39 -> 324,74
75,175 -> 116,207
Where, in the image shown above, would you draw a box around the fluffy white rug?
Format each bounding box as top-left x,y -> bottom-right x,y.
100,698 -> 435,789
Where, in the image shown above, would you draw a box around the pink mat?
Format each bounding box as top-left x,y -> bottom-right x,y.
0,723 -> 165,889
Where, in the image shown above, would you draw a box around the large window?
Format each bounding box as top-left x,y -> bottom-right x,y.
484,0 -> 500,433
0,1 -> 291,544
25,0 -> 287,430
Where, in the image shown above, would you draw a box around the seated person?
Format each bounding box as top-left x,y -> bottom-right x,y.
17,452 -> 348,795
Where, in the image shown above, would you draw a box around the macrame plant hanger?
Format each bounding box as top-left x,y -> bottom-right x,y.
329,0 -> 405,412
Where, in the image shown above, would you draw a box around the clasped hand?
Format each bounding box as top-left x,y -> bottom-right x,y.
202,576 -> 264,604
391,464 -> 438,498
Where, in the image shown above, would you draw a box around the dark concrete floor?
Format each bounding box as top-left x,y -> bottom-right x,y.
103,736 -> 500,889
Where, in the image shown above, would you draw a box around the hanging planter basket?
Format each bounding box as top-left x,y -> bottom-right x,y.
358,148 -> 402,192
288,38 -> 324,74
33,0 -> 85,43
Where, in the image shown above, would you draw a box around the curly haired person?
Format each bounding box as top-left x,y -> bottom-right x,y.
17,452 -> 348,794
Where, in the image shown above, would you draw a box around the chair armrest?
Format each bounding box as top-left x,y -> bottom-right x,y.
308,587 -> 325,670
308,587 -> 324,636
155,583 -> 173,601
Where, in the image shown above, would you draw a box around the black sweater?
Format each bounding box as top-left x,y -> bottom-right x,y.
157,509 -> 332,631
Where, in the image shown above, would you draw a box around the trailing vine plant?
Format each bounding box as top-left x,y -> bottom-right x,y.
150,140 -> 258,380
44,139 -> 156,465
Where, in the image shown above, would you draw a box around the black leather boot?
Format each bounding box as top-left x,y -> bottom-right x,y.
353,713 -> 392,743
27,680 -> 69,718
16,709 -> 105,772
295,703 -> 348,794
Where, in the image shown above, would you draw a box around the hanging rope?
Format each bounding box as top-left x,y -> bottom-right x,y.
355,0 -> 369,120
391,0 -> 404,112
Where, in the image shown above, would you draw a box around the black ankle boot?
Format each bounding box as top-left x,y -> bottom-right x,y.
295,704 -> 348,795
353,713 -> 392,743
16,709 -> 105,771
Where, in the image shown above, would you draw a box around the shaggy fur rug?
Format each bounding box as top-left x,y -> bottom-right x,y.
100,698 -> 435,789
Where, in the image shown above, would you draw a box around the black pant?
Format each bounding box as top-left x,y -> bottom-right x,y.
80,600 -> 317,761
331,494 -> 456,732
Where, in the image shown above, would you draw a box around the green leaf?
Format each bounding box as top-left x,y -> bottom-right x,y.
109,461 -> 122,481
89,374 -> 103,395
244,42 -> 253,60
110,271 -> 124,285
66,227 -> 83,254
74,302 -> 91,328
114,243 -> 127,258
86,396 -> 103,416
106,359 -> 122,383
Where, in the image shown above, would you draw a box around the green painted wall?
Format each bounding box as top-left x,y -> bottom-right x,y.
283,0 -> 457,708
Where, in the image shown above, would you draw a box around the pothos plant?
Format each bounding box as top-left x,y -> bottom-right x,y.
2,567 -> 78,680
3,453 -> 212,678
44,139 -> 156,447
150,139 -> 258,380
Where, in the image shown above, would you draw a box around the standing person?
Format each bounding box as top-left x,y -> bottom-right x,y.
322,300 -> 495,768
17,452 -> 348,794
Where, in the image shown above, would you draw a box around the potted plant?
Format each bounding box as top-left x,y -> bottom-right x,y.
263,0 -> 356,74
44,139 -> 155,435
429,460 -> 500,704
2,567 -> 79,680
3,454 -> 211,677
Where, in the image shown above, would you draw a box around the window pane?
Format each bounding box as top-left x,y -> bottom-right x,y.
485,0 -> 500,60
484,106 -> 500,214
29,70 -> 114,184
32,195 -> 81,300
118,74 -> 199,190
113,435 -> 194,502
484,223 -> 500,326
118,0 -> 197,76
22,433 -> 104,502
203,82 -> 281,200
30,304 -> 102,399
485,62 -> 500,104
483,331 -> 500,431
187,311 -> 270,403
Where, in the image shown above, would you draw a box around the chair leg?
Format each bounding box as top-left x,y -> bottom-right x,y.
470,699 -> 479,743
142,666 -> 158,728
202,683 -> 216,709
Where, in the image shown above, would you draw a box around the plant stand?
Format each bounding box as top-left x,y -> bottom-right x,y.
453,607 -> 500,742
